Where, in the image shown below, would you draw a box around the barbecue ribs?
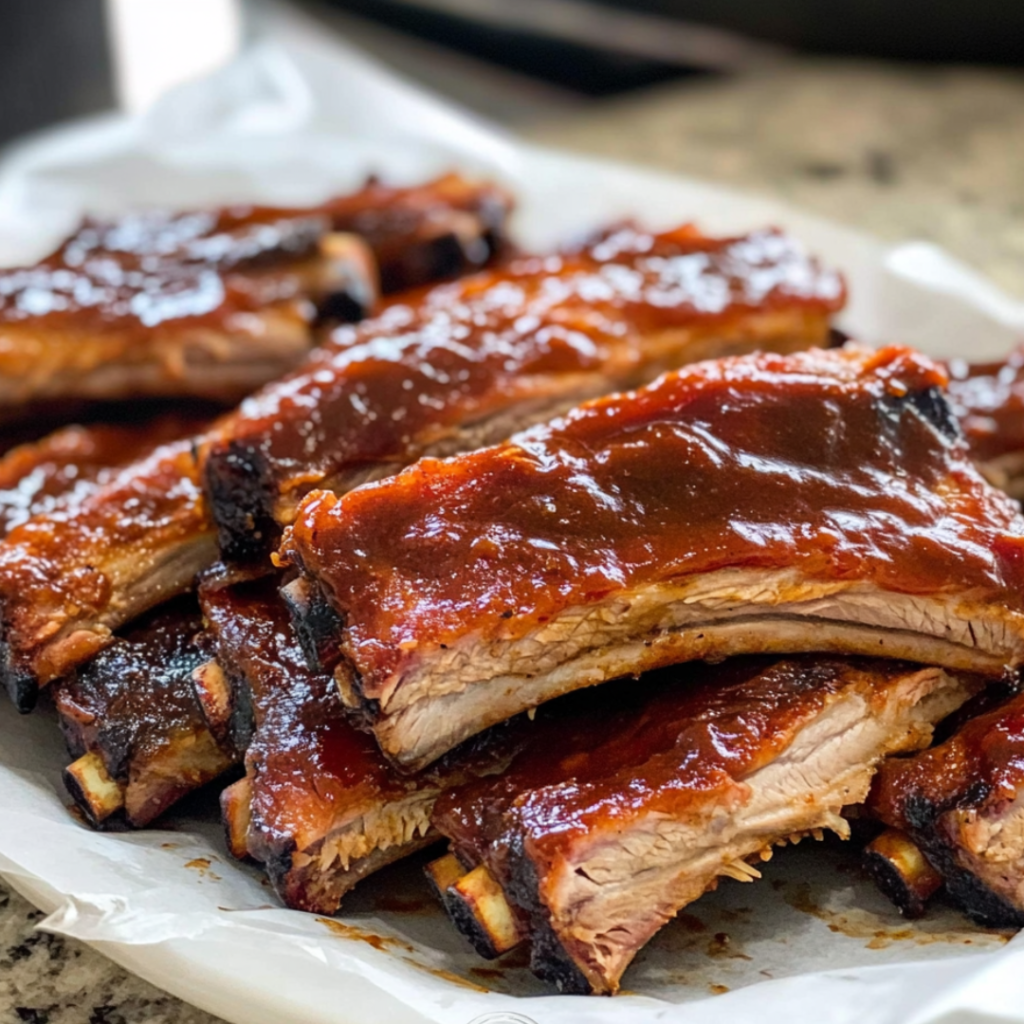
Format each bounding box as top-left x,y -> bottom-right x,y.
867,686 -> 1024,927
207,224 -> 844,564
430,657 -> 978,993
281,345 -> 1024,770
199,573 -> 515,912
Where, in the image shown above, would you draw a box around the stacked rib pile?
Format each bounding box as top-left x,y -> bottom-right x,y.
4,175 -> 1024,997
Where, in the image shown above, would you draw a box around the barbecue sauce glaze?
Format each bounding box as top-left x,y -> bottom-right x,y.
282,345 -> 1024,694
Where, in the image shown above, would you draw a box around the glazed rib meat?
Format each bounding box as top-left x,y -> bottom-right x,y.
947,345 -> 1024,500
199,574 -> 514,913
0,414 -> 209,536
0,206 -> 376,410
0,433 -> 215,710
430,657 -> 977,994
320,173 -> 512,293
280,345 -> 1024,771
867,687 -> 1024,927
55,596 -> 231,828
205,224 -> 845,564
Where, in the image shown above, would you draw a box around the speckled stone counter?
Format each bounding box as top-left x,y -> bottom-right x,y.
0,882 -> 223,1024
529,59 -> 1024,298
3,55 -> 1024,1024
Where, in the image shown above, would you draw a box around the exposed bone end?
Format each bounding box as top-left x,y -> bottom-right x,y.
315,232 -> 379,323
63,751 -> 126,828
425,855 -> 527,959
221,775 -> 254,861
864,828 -> 943,918
192,659 -> 233,737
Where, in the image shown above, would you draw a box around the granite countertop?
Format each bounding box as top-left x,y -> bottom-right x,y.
3,55 -> 1024,1024
528,59 -> 1024,298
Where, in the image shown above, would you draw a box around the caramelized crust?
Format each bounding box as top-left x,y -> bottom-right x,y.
0,415 -> 208,536
206,225 -> 844,563
281,345 -> 1024,769
432,658 -> 976,993
320,173 -> 513,293
199,574 -> 513,913
0,434 -> 217,708
0,207 -> 377,408
948,346 -> 1024,499
55,596 -> 232,827
869,687 -> 1024,926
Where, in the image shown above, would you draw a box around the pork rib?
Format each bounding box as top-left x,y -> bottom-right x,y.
319,173 -> 512,293
280,345 -> 1024,771
199,573 -> 515,913
56,596 -> 231,828
0,414 -> 209,537
867,686 -> 1024,927
206,225 -> 844,564
0,434 -> 216,709
947,345 -> 1024,500
431,657 -> 977,993
0,209 -> 376,410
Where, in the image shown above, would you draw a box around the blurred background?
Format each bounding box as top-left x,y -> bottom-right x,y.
1,0 -> 1023,291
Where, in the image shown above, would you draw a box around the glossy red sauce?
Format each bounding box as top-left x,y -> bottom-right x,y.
0,205 -> 327,341
0,436 -> 212,681
282,346 -> 1024,694
948,346 -> 1024,463
433,657 -> 904,869
200,577 -> 418,850
0,416 -> 206,536
213,225 -> 843,506
870,689 -> 1024,826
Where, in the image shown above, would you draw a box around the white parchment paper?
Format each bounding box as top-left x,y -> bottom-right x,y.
2,20 -> 1024,1024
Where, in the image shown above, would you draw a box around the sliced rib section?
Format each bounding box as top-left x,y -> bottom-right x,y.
431,658 -> 978,993
207,225 -> 844,564
199,574 -> 516,913
56,596 -> 231,828
0,207 -> 377,410
320,173 -> 512,293
868,687 -> 1024,927
281,345 -> 1024,770
0,435 -> 216,708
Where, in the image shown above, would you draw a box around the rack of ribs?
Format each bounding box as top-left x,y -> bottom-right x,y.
427,657 -> 978,993
0,431 -> 216,710
199,573 -> 518,913
866,685 -> 1024,927
947,345 -> 1024,500
0,207 -> 376,411
56,595 -> 231,828
205,224 -> 845,565
280,345 -> 1024,772
0,174 -> 515,415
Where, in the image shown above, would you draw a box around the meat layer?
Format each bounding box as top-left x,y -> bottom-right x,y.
868,687 -> 1024,927
199,573 -> 516,913
281,345 -> 1024,770
433,658 -> 978,994
0,414 -> 208,536
207,224 -> 844,564
948,346 -> 1024,500
0,207 -> 377,409
56,596 -> 232,828
0,434 -> 216,709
